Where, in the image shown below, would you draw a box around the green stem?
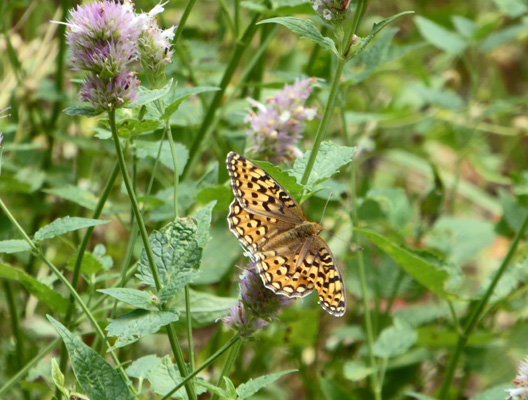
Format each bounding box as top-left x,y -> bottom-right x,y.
211,337 -> 243,400
173,0 -> 197,45
161,334 -> 241,400
108,110 -> 195,400
438,212 -> 528,399
164,118 -> 179,218
185,285 -> 195,372
350,164 -> 381,400
301,0 -> 368,186
0,338 -> 61,397
182,13 -> 261,180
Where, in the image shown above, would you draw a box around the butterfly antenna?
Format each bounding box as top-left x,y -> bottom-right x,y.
319,192 -> 333,225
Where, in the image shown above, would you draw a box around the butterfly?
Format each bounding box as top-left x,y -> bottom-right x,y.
226,152 -> 346,317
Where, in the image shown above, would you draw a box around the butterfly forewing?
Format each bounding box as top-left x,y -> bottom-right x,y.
226,152 -> 346,317
226,152 -> 305,224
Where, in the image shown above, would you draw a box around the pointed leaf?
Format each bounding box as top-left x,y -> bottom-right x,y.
415,16 -> 467,54
63,106 -> 102,117
34,217 -> 109,241
105,309 -> 180,350
132,79 -> 173,106
0,263 -> 68,313
193,201 -> 216,248
47,316 -> 133,400
98,288 -> 153,309
0,239 -> 32,254
359,11 -> 415,53
237,370 -> 297,399
258,17 -> 338,56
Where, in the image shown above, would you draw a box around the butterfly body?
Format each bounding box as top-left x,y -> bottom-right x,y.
226,152 -> 346,317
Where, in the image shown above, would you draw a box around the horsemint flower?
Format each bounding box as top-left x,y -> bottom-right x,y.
312,0 -> 352,23
506,357 -> 528,399
246,78 -> 318,163
222,262 -> 290,338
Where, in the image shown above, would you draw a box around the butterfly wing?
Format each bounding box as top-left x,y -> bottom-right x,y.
228,198 -> 296,253
226,152 -> 305,225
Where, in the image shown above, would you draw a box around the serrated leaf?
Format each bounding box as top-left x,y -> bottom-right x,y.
193,201 -> 216,248
134,140 -> 189,176
136,218 -> 202,287
34,217 -> 109,241
98,288 -> 153,309
357,228 -> 451,297
106,309 -> 180,350
415,16 -> 467,54
359,11 -> 415,53
159,269 -> 201,304
125,355 -> 160,380
63,106 -> 102,117
373,321 -> 417,359
237,370 -> 297,399
162,86 -> 220,120
258,17 -> 338,56
255,160 -> 304,200
0,263 -> 68,314
224,377 -> 237,399
132,79 -> 173,106
47,316 -> 133,400
291,142 -> 356,188
0,239 -> 32,254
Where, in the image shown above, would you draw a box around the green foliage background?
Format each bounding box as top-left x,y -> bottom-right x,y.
1,0 -> 528,399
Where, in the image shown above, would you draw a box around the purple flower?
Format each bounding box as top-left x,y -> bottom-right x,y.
246,78 -> 318,163
80,71 -> 139,110
222,262 -> 290,337
65,1 -> 140,76
312,0 -> 352,23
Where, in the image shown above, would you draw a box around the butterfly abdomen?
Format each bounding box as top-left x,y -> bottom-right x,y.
265,222 -> 322,249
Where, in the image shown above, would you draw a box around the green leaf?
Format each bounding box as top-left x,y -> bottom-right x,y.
194,379 -> 229,399
258,17 -> 338,56
224,377 -> 237,400
479,24 -> 527,52
162,86 -> 220,120
172,289 -> 238,327
492,0 -> 528,17
470,383 -> 513,400
373,321 -> 417,359
359,11 -> 415,53
415,16 -> 467,54
405,392 -> 439,400
43,186 -> 99,211
193,201 -> 216,248
116,118 -> 161,139
413,85 -> 465,110
67,252 -> 104,274
0,239 -> 32,254
197,185 -> 232,212
134,140 -> 189,175
147,356 -> 206,399
255,160 -> 304,200
98,288 -> 153,309
451,16 -> 477,39
237,370 -> 297,399
63,106 -> 102,117
136,218 -> 202,287
47,316 -> 133,400
106,309 -> 180,350
291,142 -> 356,188
125,355 -> 160,380
34,216 -> 109,241
357,228 -> 452,297
132,79 -> 173,106
0,263 -> 68,314
499,190 -> 528,234
159,269 -> 200,304
51,358 -> 69,399
343,361 -> 374,382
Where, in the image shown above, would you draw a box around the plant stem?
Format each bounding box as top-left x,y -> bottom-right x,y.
182,13 -> 261,180
211,337 -> 243,400
161,334 -> 241,400
350,163 -> 381,400
173,0 -> 196,45
108,110 -> 195,400
438,212 -> 528,399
